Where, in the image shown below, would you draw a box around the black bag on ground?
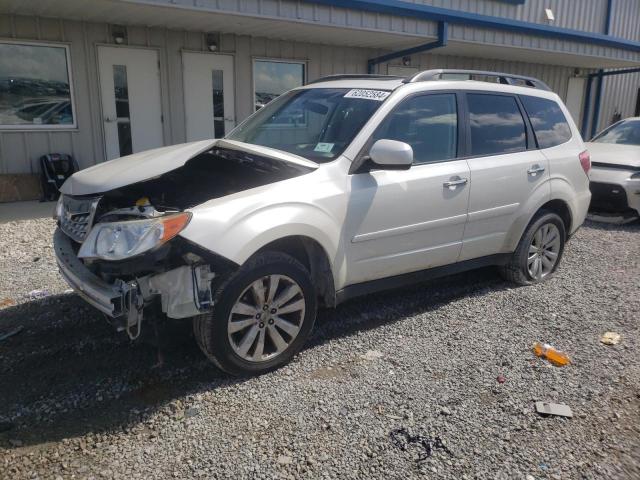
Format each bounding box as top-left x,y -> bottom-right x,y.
39,154 -> 78,201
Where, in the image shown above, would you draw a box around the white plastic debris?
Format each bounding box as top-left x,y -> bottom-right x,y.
535,402 -> 573,418
360,350 -> 384,361
600,332 -> 621,345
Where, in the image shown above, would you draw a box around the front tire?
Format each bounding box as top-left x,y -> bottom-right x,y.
194,251 -> 317,376
499,211 -> 566,286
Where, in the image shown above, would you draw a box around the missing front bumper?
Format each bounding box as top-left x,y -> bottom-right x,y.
54,228 -> 214,338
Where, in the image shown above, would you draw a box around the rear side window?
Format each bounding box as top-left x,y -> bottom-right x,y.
372,93 -> 458,165
520,96 -> 572,148
467,93 -> 527,156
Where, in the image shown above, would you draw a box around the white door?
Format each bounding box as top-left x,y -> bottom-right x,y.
460,92 -> 550,261
565,77 -> 586,126
344,93 -> 469,286
97,46 -> 164,160
182,52 -> 235,142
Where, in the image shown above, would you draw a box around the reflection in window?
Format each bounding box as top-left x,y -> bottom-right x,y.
520,96 -> 571,148
373,94 -> 458,165
228,88 -> 383,163
468,94 -> 527,156
0,42 -> 75,127
253,60 -> 305,111
113,65 -> 132,156
592,118 -> 640,146
212,69 -> 225,138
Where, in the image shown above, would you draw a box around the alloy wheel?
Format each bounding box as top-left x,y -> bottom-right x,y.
227,274 -> 306,362
527,223 -> 561,280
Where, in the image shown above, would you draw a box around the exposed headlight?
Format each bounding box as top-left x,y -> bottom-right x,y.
78,212 -> 191,261
54,195 -> 64,220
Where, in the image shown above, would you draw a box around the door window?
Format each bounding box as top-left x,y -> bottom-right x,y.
467,94 -> 527,156
372,93 -> 458,164
520,96 -> 572,148
212,69 -> 225,138
113,65 -> 132,157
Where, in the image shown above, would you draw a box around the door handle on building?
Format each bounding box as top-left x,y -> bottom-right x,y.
527,164 -> 546,176
443,176 -> 468,189
104,116 -> 116,123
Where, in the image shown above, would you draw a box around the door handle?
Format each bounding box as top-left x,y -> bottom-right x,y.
527,164 -> 546,176
104,116 -> 116,123
443,176 -> 468,189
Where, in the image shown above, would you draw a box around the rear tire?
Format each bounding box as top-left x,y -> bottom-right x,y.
499,211 -> 566,286
194,251 -> 317,376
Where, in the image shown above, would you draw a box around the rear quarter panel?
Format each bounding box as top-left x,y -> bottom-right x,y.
542,110 -> 591,234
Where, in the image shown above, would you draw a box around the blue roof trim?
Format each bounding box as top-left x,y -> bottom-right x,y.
311,0 -> 640,52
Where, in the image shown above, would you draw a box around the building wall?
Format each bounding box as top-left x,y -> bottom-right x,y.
0,12 -> 637,180
0,15 -> 379,175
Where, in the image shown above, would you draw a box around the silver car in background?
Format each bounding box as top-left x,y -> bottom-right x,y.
587,117 -> 640,219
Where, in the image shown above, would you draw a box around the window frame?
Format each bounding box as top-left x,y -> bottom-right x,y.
461,91 -> 534,159
0,39 -> 77,131
518,94 -> 573,149
251,57 -> 307,115
356,90 -> 465,169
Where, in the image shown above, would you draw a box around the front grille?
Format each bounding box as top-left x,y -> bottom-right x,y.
59,195 -> 102,243
589,182 -> 629,213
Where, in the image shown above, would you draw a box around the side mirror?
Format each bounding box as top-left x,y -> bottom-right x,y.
368,139 -> 413,170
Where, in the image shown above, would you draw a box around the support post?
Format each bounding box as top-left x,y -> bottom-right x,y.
590,71 -> 604,139
581,75 -> 593,138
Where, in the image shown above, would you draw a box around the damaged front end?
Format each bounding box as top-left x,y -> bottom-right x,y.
53,143 -> 314,339
54,211 -> 221,339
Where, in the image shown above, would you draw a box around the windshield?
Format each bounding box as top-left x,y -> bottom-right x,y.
592,119 -> 640,146
227,88 -> 389,162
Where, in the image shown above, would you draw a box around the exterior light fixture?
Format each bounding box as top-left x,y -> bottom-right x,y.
544,8 -> 555,22
111,25 -> 127,44
206,33 -> 219,52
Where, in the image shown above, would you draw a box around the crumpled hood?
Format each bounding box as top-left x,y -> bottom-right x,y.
60,139 -> 317,196
586,142 -> 640,168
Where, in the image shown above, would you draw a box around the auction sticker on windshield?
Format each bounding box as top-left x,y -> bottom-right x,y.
344,89 -> 391,101
314,142 -> 334,153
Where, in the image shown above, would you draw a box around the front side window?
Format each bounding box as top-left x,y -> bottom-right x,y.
592,118 -> 640,146
253,60 -> 305,111
467,93 -> 527,156
0,42 -> 75,128
520,96 -> 572,148
228,88 -> 386,162
372,93 -> 458,164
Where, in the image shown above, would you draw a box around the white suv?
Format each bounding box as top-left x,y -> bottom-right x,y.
54,69 -> 591,375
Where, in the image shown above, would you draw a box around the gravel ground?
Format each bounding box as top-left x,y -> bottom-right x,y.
0,218 -> 639,479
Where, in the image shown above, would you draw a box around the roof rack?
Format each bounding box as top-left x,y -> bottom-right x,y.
306,74 -> 403,85
404,69 -> 551,91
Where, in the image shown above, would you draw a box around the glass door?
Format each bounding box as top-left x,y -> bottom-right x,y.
182,52 -> 235,142
97,46 -> 163,160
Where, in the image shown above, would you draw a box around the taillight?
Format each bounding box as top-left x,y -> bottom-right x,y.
579,150 -> 591,175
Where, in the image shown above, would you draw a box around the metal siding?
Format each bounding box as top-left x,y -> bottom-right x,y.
597,71 -> 640,133
609,0 -> 640,42
411,0 -> 609,35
